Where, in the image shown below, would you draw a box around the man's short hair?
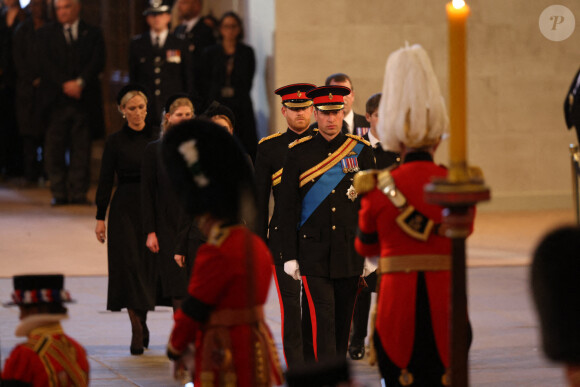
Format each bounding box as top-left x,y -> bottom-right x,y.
366,93 -> 381,115
325,73 -> 353,89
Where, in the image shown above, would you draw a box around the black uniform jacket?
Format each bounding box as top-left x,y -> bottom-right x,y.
255,128 -> 313,265
129,32 -> 193,119
362,133 -> 400,169
278,132 -> 376,278
174,20 -> 215,91
37,19 -> 105,138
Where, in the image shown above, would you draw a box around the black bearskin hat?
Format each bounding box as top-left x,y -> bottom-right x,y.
161,119 -> 255,223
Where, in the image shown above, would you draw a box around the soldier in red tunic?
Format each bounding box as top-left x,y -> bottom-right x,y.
354,44 -> 473,386
162,119 -> 283,386
1,274 -> 89,386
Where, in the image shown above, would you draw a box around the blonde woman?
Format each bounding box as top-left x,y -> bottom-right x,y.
95,84 -> 157,355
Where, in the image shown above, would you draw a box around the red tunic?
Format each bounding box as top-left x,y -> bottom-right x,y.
169,225 -> 283,387
1,323 -> 89,386
355,160 -> 452,370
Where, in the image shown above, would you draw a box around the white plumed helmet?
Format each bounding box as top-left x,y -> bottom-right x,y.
378,43 -> 448,153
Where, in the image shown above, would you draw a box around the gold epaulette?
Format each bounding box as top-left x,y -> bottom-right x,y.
353,169 -> 379,194
288,135 -> 313,149
258,132 -> 283,144
346,133 -> 371,147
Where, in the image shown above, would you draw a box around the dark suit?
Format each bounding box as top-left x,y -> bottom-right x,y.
38,19 -> 105,201
255,128 -> 312,367
351,112 -> 370,136
13,17 -> 45,182
199,43 -> 257,160
278,132 -> 375,360
564,68 -> 580,144
174,19 -> 215,94
129,32 -> 193,125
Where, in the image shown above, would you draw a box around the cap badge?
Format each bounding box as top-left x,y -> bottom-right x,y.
151,0 -> 162,7
297,90 -> 302,98
328,93 -> 333,100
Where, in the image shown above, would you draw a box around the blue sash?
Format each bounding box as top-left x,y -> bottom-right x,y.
299,142 -> 364,228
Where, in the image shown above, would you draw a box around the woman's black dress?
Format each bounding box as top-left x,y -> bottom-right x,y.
95,124 -> 158,311
199,43 -> 257,160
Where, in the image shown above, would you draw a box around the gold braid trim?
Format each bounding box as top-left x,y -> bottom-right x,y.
288,135 -> 312,149
258,132 -> 282,144
271,168 -> 283,187
345,133 -> 371,146
299,138 -> 357,187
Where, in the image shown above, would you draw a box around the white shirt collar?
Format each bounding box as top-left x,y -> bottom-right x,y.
63,19 -> 80,41
182,16 -> 201,33
344,110 -> 354,134
151,29 -> 169,47
368,129 -> 382,148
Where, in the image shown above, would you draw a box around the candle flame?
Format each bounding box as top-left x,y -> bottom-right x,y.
452,0 -> 466,9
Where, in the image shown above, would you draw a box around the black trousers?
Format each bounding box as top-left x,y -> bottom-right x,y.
45,104 -> 91,201
273,264 -> 304,369
350,271 -> 377,347
302,275 -> 359,361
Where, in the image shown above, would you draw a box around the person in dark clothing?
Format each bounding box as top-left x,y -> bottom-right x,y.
0,0 -> 26,179
174,0 -> 215,93
198,11 -> 258,161
531,225 -> 580,387
129,0 -> 193,126
13,0 -> 49,186
278,85 -> 376,362
348,92 -> 400,361
142,94 -> 202,313
38,0 -> 105,205
95,84 -> 158,356
255,83 -> 316,369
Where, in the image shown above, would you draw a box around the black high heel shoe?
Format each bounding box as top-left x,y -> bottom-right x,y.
128,309 -> 144,355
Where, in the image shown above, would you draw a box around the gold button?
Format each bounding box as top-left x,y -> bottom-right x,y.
328,153 -> 332,156
332,207 -> 336,212
154,68 -> 161,74
303,235 -> 307,238
274,226 -> 278,230
332,225 -> 336,230
331,190 -> 335,194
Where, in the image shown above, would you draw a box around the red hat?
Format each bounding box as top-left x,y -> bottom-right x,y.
274,83 -> 316,108
306,85 -> 351,111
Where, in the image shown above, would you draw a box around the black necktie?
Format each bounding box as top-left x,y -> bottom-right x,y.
66,26 -> 74,44
154,35 -> 160,48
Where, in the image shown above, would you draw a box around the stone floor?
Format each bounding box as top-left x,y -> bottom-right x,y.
0,183 -> 576,386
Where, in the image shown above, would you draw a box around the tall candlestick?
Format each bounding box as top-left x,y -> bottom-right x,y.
447,0 -> 470,182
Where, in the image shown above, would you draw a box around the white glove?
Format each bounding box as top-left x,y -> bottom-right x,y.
362,257 -> 378,277
284,260 -> 301,280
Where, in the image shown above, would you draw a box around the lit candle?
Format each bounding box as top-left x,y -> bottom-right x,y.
447,0 -> 470,182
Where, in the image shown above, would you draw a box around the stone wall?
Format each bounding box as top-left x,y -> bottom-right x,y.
271,0 -> 580,211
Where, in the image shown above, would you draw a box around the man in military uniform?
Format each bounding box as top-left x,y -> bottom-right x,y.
348,92 -> 400,360
1,274 -> 89,386
174,0 -> 215,92
354,44 -> 472,386
278,85 -> 375,362
129,0 -> 193,126
163,119 -> 283,387
254,83 -> 316,369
